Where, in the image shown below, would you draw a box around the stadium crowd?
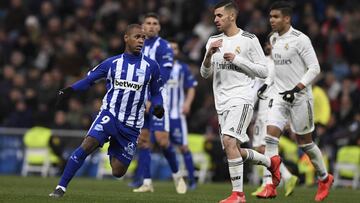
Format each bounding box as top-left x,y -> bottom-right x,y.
0,0 -> 359,180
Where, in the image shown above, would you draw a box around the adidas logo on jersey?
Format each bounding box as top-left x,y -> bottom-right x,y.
229,127 -> 235,132
114,79 -> 143,91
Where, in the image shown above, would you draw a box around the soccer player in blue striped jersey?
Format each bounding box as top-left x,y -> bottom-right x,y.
49,24 -> 164,198
133,13 -> 187,194
168,40 -> 198,189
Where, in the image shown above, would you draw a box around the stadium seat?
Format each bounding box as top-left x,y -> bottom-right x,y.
333,146 -> 360,189
185,133 -> 210,184
21,126 -> 59,177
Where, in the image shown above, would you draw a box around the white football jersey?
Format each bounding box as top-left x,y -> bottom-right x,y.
269,27 -> 320,97
201,30 -> 267,113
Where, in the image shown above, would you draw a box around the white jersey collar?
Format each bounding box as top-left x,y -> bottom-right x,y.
277,26 -> 293,38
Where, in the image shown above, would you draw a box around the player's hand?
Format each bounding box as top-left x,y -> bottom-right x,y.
153,105 -> 164,119
279,86 -> 301,103
208,39 -> 222,55
223,53 -> 235,62
182,103 -> 191,115
257,84 -> 268,100
55,87 -> 74,108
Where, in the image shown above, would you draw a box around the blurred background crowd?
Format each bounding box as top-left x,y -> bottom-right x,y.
0,0 -> 360,184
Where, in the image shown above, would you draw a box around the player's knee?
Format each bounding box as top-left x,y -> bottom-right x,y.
157,138 -> 169,149
179,145 -> 189,154
223,135 -> 237,151
81,136 -> 100,154
112,167 -> 127,178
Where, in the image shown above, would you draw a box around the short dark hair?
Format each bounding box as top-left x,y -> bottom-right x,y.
125,24 -> 142,35
270,1 -> 294,16
144,12 -> 159,21
214,0 -> 238,15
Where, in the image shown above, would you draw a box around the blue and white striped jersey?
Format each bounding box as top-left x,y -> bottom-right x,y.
143,36 -> 174,83
167,60 -> 197,119
71,53 -> 163,129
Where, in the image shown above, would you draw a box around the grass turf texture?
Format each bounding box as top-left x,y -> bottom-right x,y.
0,175 -> 358,203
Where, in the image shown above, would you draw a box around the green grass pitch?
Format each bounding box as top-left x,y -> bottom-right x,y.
0,175 -> 358,202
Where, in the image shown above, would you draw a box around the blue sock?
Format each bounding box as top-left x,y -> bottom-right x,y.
59,147 -> 87,188
183,151 -> 195,184
137,148 -> 151,179
162,144 -> 179,173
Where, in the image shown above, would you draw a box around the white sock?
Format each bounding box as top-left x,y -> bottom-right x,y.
172,171 -> 182,180
56,185 -> 66,192
143,178 -> 152,185
228,157 -> 244,192
244,148 -> 270,167
280,162 -> 292,181
299,142 -> 328,180
264,135 -> 279,157
263,168 -> 273,185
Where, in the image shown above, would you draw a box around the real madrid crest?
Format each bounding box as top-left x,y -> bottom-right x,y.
235,46 -> 241,54
285,43 -> 289,50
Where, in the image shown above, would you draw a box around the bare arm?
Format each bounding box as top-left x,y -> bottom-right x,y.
182,87 -> 195,115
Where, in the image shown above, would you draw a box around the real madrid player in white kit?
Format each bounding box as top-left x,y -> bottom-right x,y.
200,1 -> 281,202
252,40 -> 299,199
257,1 -> 333,202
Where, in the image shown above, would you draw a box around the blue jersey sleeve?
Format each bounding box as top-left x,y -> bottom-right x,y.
182,63 -> 198,89
156,40 -> 174,82
71,60 -> 110,91
149,61 -> 163,107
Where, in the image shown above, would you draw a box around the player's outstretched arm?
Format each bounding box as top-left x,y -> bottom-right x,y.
55,59 -> 110,108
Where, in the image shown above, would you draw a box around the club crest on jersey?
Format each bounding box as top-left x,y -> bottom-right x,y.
285,43 -> 289,50
136,68 -> 145,76
235,46 -> 241,54
124,142 -> 136,156
114,79 -> 143,91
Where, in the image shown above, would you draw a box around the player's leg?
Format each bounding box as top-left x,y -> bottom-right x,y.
251,114 -> 268,196
219,104 -> 255,203
291,99 -> 332,201
49,111 -> 115,197
179,145 -> 196,190
130,128 -> 151,187
49,136 -> 100,197
170,117 -> 196,189
154,129 -> 187,194
108,135 -> 138,178
132,129 -> 153,192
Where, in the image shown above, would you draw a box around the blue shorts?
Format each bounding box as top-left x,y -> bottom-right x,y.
169,117 -> 188,146
87,110 -> 140,166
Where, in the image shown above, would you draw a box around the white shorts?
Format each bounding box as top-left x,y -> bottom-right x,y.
267,95 -> 314,135
218,104 -> 253,145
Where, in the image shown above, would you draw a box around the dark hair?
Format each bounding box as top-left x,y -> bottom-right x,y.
125,24 -> 142,35
214,0 -> 238,15
270,1 -> 293,16
144,12 -> 159,20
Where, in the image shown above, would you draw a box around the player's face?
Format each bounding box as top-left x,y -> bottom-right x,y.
170,42 -> 179,58
124,27 -> 146,55
214,7 -> 232,32
269,9 -> 290,33
142,17 -> 160,38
